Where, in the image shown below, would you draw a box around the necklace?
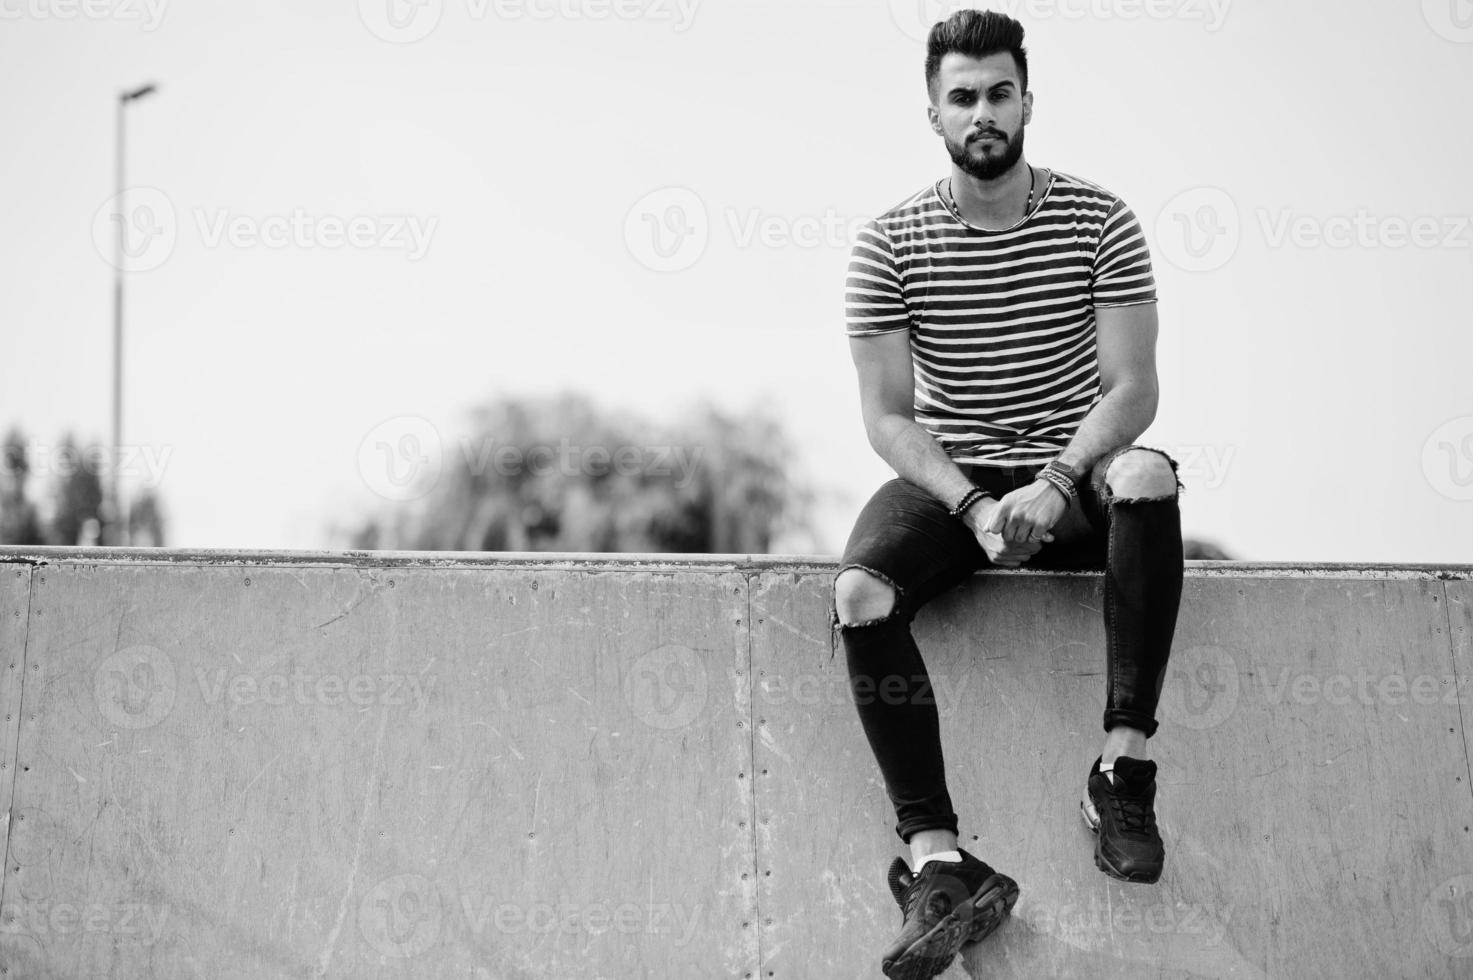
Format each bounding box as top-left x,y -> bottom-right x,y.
949,164 -> 1036,224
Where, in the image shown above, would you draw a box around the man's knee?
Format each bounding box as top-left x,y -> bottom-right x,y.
1105,449 -> 1178,500
834,567 -> 899,626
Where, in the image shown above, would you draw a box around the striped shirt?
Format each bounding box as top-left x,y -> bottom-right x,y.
845,170 -> 1157,467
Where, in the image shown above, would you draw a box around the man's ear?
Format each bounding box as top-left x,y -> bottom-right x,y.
1022,90 -> 1033,125
927,104 -> 942,134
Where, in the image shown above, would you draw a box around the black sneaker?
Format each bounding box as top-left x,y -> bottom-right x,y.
1081,755 -> 1165,883
880,849 -> 1019,980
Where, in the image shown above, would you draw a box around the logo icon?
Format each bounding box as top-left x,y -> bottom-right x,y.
1155,187 -> 1240,273
623,644 -> 708,730
359,0 -> 443,43
1423,417 -> 1473,501
92,187 -> 177,273
1158,644 -> 1238,730
623,187 -> 709,272
359,874 -> 442,958
358,416 -> 444,502
1423,0 -> 1473,42
1423,874 -> 1473,957
94,645 -> 177,729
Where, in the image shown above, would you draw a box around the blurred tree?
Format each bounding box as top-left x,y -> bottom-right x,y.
0,428 -> 44,546
1183,538 -> 1236,560
345,394 -> 814,554
48,434 -> 106,547
128,489 -> 168,547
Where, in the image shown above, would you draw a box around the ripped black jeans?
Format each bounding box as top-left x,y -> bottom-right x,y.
832,445 -> 1184,843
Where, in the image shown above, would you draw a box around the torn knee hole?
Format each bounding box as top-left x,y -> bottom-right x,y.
833,565 -> 901,628
1104,449 -> 1181,500
834,606 -> 903,630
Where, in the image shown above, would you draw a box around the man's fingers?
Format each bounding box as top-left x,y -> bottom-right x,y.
1013,509 -> 1057,544
984,504 -> 1008,535
1007,519 -> 1038,544
998,542 -> 1041,561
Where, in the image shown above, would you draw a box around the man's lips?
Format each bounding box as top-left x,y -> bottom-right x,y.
970,133 -> 1005,143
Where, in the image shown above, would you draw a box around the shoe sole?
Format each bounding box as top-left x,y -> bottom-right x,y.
882,873 -> 1020,980
1080,799 -> 1162,884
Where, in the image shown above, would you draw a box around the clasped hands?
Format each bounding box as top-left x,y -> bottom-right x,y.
964,479 -> 1069,568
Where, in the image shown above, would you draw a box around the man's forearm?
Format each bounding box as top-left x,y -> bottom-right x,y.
1053,381 -> 1158,475
869,413 -> 977,510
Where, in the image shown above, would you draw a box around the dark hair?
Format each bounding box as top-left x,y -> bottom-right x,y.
925,9 -> 1029,102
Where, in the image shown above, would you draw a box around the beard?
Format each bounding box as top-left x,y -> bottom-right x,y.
944,124 -> 1026,181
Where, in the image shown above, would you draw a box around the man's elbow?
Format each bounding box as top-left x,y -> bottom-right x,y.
1104,376 -> 1159,427
863,409 -> 907,454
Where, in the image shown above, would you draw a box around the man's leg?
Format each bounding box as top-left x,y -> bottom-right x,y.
835,566 -> 960,869
1085,445 -> 1184,750
832,477 -> 990,865
1075,445 -> 1184,882
834,475 -> 1020,975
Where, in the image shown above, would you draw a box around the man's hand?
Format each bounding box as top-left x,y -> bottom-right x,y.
962,495 -> 1042,567
970,482 -> 1069,565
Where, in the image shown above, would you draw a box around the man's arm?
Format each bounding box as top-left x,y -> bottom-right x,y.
849,330 -> 975,510
1053,301 -> 1161,474
981,301 -> 1160,544
848,330 -> 1041,566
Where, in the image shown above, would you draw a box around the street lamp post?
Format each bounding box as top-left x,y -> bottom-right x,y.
111,82 -> 157,547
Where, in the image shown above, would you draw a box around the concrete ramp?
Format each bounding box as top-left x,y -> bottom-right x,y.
0,548 -> 1469,979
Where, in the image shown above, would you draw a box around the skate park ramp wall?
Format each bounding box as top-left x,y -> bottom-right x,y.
0,547 -> 1471,980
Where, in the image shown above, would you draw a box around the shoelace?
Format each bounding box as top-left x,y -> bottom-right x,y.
902,877 -> 934,919
1110,793 -> 1158,835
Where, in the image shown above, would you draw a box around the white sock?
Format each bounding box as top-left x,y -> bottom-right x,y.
913,850 -> 962,873
1099,757 -> 1149,785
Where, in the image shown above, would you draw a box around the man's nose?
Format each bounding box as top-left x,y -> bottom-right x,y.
970,103 -> 998,133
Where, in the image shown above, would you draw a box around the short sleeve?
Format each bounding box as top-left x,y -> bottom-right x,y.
1092,200 -> 1158,308
845,219 -> 912,337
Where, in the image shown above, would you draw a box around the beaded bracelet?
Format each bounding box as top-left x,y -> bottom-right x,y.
949,487 -> 990,519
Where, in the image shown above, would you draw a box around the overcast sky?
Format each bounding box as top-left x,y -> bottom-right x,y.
2,0 -> 1471,561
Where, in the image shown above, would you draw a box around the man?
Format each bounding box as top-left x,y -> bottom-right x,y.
835,10 -> 1184,979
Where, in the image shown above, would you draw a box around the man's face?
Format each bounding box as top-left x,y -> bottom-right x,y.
929,51 -> 1032,181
